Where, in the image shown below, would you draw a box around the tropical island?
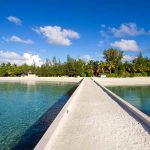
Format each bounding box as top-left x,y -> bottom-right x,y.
0,48 -> 150,77
0,0 -> 150,150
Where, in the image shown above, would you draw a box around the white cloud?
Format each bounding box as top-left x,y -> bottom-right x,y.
111,39 -> 139,51
33,26 -> 80,46
32,27 -> 41,34
123,55 -> 136,62
80,54 -> 92,63
99,23 -> 150,40
0,51 -> 42,66
0,51 -> 24,61
7,16 -> 22,26
4,35 -> 34,45
23,53 -> 42,66
110,23 -> 147,37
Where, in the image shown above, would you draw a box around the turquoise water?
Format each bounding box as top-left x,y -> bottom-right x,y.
107,86 -> 150,117
0,81 -> 77,150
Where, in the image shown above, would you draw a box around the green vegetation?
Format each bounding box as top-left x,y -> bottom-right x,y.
0,48 -> 150,77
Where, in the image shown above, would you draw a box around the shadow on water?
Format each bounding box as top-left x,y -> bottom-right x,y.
11,85 -> 77,150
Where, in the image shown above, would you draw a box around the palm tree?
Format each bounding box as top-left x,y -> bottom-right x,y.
106,61 -> 115,74
99,61 -> 106,74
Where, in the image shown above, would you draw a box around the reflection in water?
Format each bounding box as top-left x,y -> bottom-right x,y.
108,86 -> 150,116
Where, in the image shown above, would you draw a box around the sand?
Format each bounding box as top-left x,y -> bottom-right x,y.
92,77 -> 150,86
0,77 -> 82,83
0,77 -> 150,85
36,78 -> 150,150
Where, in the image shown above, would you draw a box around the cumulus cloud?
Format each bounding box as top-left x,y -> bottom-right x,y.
110,23 -> 146,37
0,51 -> 42,66
4,35 -> 34,45
99,23 -> 150,39
7,16 -> 22,26
123,55 -> 136,62
33,25 -> 80,46
80,54 -> 92,63
111,39 -> 139,51
23,53 -> 42,66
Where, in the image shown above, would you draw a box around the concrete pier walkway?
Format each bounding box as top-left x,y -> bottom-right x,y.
36,78 -> 150,150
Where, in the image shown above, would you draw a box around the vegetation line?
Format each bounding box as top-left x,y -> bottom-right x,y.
0,48 -> 150,77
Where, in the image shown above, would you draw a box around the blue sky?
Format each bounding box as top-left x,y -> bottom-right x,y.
0,0 -> 150,65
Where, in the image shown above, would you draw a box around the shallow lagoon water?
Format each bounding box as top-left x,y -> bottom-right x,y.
0,81 -> 77,150
107,86 -> 150,117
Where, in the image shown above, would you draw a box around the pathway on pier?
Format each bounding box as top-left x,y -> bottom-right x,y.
47,78 -> 150,150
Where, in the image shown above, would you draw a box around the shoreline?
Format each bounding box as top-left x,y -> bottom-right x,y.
0,76 -> 150,85
92,77 -> 150,86
0,77 -> 82,83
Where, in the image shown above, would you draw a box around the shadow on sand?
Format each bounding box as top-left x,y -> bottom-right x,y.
93,79 -> 150,134
12,86 -> 77,150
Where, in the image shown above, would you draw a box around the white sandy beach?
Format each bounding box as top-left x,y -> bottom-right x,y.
35,78 -> 150,150
92,77 -> 150,86
0,77 -> 82,83
0,77 -> 150,85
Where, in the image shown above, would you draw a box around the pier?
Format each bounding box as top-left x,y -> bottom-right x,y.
35,78 -> 150,150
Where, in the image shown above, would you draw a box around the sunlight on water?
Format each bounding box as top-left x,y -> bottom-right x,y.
0,81 -> 77,150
